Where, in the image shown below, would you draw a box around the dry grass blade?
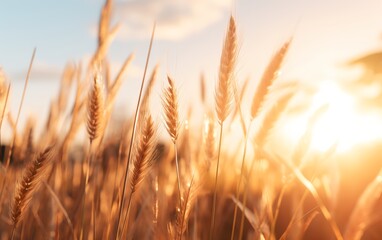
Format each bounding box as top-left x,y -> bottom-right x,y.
98,0 -> 112,47
43,181 -> 76,240
107,54 -> 135,108
279,209 -> 319,240
177,176 -> 198,240
11,145 -> 55,228
204,116 -> 216,169
57,64 -> 76,112
91,0 -> 119,66
250,39 -> 291,120
292,104 -> 329,165
230,195 -> 269,237
163,75 -> 180,143
260,149 -> 344,240
140,64 -> 159,115
115,23 -> 156,240
61,64 -> 84,157
87,73 -> 105,143
344,170 -> 382,240
231,78 -> 247,135
254,91 -> 294,146
230,76 -> 250,130
215,15 -> 237,124
200,73 -> 206,104
5,49 -> 36,168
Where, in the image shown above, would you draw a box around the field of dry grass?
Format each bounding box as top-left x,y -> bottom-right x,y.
0,0 -> 381,239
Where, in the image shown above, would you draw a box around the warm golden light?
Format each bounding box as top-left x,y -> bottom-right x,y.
283,81 -> 382,155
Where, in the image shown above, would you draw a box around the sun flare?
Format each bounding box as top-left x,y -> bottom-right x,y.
282,80 -> 382,155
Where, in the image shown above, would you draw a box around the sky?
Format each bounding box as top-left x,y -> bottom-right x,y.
0,0 -> 382,138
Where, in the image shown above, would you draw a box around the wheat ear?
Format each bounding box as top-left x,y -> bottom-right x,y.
254,91 -> 294,146
163,75 -> 180,143
130,115 -> 156,193
250,39 -> 291,120
215,16 -> 237,124
177,176 -> 198,240
87,73 -> 105,144
162,75 -> 183,212
211,15 -> 237,240
120,114 -> 156,236
11,145 -> 55,233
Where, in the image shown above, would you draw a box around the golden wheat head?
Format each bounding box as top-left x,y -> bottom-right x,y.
162,75 -> 180,143
250,39 -> 291,120
130,114 -> 156,193
87,73 -> 105,143
11,145 -> 55,227
215,15 -> 237,124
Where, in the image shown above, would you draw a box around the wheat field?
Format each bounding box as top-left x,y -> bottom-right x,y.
0,0 -> 381,239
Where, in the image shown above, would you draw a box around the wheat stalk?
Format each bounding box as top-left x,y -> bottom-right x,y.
162,75 -> 183,213
236,91 -> 294,239
120,114 -> 157,236
215,16 -> 237,125
82,72 -> 105,239
177,176 -> 198,240
211,15 -> 237,240
232,40 -> 292,239
115,23 -> 156,240
11,145 -> 55,237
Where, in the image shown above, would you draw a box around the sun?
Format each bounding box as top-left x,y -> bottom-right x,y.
281,80 -> 382,156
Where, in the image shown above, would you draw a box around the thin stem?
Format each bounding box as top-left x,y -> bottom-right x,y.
5,48 -> 35,168
115,23 -> 155,240
210,122 -> 224,240
119,190 -> 133,239
93,198 -> 96,240
261,150 -> 344,240
11,226 -> 16,240
80,142 -> 93,240
230,121 -> 252,240
0,84 -> 11,148
238,173 -> 250,240
174,141 -> 182,210
269,184 -> 287,240
43,181 -> 76,240
238,143 -> 259,240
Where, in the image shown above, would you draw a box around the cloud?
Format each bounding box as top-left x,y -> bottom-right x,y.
114,0 -> 232,41
12,61 -> 62,82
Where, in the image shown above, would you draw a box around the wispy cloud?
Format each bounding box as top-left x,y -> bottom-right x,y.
114,0 -> 232,41
12,61 -> 62,82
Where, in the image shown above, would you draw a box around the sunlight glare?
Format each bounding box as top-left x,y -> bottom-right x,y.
283,80 -> 382,155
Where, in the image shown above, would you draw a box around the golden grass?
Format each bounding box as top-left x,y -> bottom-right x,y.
0,1 -> 381,240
